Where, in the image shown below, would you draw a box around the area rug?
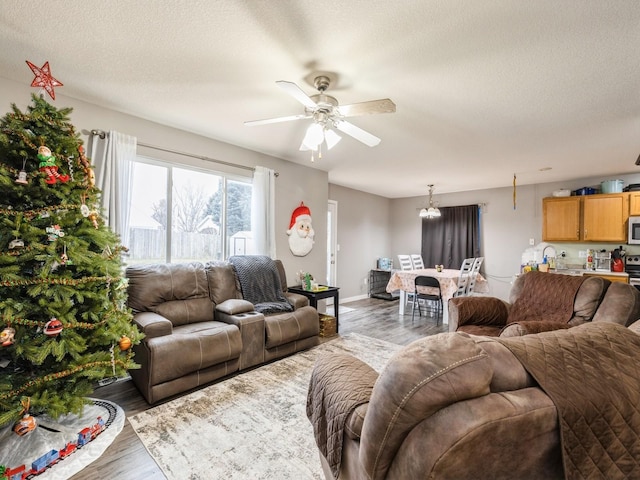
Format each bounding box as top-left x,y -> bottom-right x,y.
129,333 -> 402,480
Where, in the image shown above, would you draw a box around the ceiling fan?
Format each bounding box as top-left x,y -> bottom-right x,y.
244,75 -> 396,152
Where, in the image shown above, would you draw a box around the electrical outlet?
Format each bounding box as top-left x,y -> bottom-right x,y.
529,238 -> 535,246
578,250 -> 587,258
363,277 -> 368,285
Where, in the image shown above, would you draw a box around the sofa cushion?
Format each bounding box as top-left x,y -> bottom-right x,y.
571,276 -> 608,322
127,262 -> 214,326
265,306 -> 319,348
590,281 -> 640,326
147,321 -> 241,385
205,261 -> 242,305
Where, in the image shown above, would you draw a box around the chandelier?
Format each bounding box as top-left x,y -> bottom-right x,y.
419,184 -> 441,218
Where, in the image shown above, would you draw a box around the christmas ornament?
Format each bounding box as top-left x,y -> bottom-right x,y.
119,335 -> 132,351
46,224 -> 65,241
44,318 -> 63,336
38,145 -> 70,184
37,146 -> 67,184
1,327 -> 16,346
8,238 -> 25,249
15,169 -> 28,184
13,413 -> 37,436
15,159 -> 29,185
89,211 -> 99,229
80,203 -> 90,217
60,245 -> 70,265
26,60 -> 63,100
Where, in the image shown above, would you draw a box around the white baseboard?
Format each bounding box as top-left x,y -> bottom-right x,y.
340,294 -> 369,304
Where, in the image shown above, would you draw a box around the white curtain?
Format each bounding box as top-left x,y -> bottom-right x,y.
88,131 -> 136,245
251,166 -> 276,258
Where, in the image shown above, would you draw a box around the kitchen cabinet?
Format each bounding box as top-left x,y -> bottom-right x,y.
542,193 -> 629,242
582,193 -> 629,242
542,197 -> 581,241
629,192 -> 640,215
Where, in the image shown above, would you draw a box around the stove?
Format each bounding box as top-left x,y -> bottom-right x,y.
625,256 -> 640,289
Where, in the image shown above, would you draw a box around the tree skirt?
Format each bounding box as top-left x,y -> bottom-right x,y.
129,333 -> 402,480
0,399 -> 124,479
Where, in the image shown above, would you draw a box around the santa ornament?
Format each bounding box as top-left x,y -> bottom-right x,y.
286,202 -> 314,256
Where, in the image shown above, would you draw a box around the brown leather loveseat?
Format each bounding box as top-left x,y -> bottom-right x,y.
307,321 -> 640,480
448,270 -> 640,337
126,257 -> 319,403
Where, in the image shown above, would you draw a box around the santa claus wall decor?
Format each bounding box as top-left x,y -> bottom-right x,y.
287,202 -> 315,256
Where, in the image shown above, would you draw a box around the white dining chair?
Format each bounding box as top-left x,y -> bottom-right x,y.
397,254 -> 417,309
466,257 -> 484,295
397,255 -> 414,271
410,254 -> 425,270
454,257 -> 475,297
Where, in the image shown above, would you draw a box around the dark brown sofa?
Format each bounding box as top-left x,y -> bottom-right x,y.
448,271 -> 640,337
307,321 -> 640,480
126,258 -> 319,403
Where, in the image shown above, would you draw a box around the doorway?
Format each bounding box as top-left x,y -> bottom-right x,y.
327,200 -> 338,288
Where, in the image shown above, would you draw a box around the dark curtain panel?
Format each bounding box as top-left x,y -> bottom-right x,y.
421,205 -> 480,270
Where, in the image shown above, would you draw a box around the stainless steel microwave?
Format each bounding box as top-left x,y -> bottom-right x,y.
629,216 -> 640,244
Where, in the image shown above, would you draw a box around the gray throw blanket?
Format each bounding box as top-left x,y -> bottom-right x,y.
229,255 -> 293,314
499,323 -> 640,480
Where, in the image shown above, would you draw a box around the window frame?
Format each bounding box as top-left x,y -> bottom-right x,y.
130,155 -> 252,263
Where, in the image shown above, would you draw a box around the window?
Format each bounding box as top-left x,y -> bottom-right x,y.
127,157 -> 252,264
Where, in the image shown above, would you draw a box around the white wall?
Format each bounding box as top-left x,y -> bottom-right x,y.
0,77 -> 328,286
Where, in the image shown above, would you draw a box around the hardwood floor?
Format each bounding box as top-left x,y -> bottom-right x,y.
71,297 -> 446,480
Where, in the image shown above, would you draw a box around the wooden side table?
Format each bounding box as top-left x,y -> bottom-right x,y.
287,286 -> 340,332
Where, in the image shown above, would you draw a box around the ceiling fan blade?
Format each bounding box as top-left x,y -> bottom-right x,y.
244,113 -> 310,126
334,120 -> 381,147
337,98 -> 396,117
276,80 -> 318,109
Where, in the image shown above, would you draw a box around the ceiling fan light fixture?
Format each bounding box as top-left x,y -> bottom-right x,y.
324,129 -> 342,150
301,122 -> 324,150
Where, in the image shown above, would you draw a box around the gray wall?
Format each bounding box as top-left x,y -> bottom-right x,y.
6,76 -> 640,303
0,77 -> 328,287
333,173 -> 640,302
328,184 -> 391,300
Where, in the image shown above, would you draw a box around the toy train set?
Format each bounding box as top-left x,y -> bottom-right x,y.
1,400 -> 116,480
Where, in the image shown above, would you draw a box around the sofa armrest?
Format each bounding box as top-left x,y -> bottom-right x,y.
216,298 -> 255,315
133,312 -> 173,339
215,304 -> 265,370
448,296 -> 510,332
499,320 -> 572,337
307,353 -> 379,475
360,333 -> 493,479
285,292 -> 309,309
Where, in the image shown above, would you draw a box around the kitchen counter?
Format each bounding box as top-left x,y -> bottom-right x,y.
552,269 -> 628,281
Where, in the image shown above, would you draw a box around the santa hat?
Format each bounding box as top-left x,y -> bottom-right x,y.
289,202 -> 311,229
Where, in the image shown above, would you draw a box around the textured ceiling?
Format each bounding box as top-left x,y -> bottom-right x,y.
1,0 -> 639,198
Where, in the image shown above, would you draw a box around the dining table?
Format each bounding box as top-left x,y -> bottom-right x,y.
385,268 -> 489,323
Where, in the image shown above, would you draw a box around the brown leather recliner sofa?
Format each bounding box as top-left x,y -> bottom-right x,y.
448,270 -> 640,337
307,321 -> 640,480
126,259 -> 319,404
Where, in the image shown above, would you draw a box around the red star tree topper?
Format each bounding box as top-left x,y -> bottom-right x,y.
26,60 -> 63,100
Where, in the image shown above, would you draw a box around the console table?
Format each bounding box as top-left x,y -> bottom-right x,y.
287,285 -> 340,332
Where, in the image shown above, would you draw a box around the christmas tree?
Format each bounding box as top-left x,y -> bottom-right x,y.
0,94 -> 142,431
